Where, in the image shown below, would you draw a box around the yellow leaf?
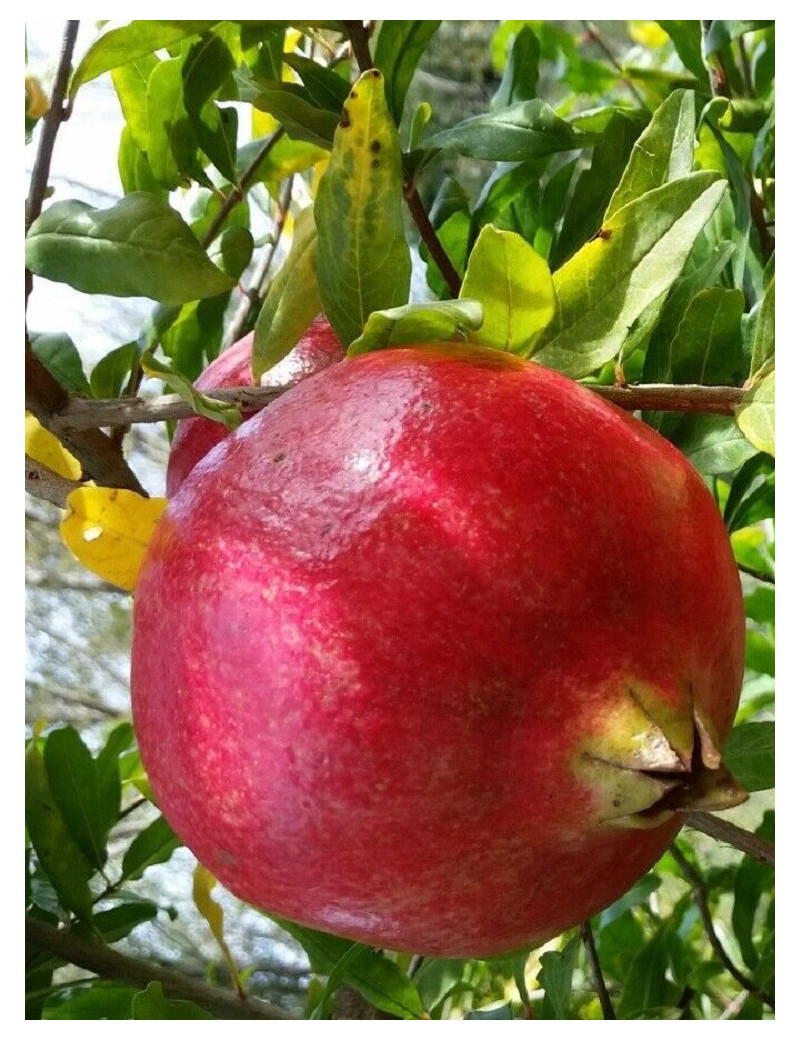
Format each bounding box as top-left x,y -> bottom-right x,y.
192,865 -> 242,995
628,21 -> 670,49
25,413 -> 81,480
59,487 -> 167,591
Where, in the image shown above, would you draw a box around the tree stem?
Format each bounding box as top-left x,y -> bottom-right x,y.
579,920 -> 616,1019
684,812 -> 775,866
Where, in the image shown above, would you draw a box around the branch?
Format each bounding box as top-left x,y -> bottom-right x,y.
684,812 -> 775,867
25,915 -> 295,1021
25,455 -> 81,509
343,20 -> 375,72
738,563 -> 775,585
25,20 -> 79,235
579,921 -> 616,1019
26,339 -> 147,494
53,381 -> 748,431
669,843 -> 774,1009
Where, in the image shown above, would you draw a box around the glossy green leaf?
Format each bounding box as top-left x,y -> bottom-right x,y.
670,287 -> 744,385
348,300 -> 483,356
736,370 -> 775,456
252,207 -> 320,380
237,133 -> 327,188
25,736 -> 94,923
70,21 -> 219,97
657,21 -> 707,83
460,226 -> 554,353
26,195 -> 236,303
538,933 -> 580,1019
605,89 -> 696,219
132,982 -> 216,1019
534,173 -> 726,377
120,814 -> 182,882
249,84 -> 339,149
90,342 -> 139,399
675,415 -> 758,475
275,918 -> 425,1019
315,69 -> 411,346
553,110 -> 644,267
421,98 -> 596,162
724,723 -> 774,792
724,454 -> 775,533
407,101 -> 432,152
43,727 -> 118,870
374,21 -> 441,125
749,276 -> 775,381
283,53 -> 351,111
491,25 -> 539,110
535,158 -> 577,260
28,332 -> 91,396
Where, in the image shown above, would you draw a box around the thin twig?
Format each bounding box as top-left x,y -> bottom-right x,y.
582,21 -> 647,108
25,914 -> 294,1020
738,563 -> 775,585
669,843 -> 774,1009
25,20 -> 79,236
580,921 -> 616,1019
49,381 -> 749,433
223,176 -> 295,349
684,812 -> 775,867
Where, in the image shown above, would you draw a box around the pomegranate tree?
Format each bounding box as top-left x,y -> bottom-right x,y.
132,344 -> 745,958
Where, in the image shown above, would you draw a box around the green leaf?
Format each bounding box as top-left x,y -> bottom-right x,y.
275,918 -> 425,1019
538,933 -> 580,1019
704,20 -> 774,55
618,926 -> 679,1018
460,226 -> 555,353
553,110 -> 645,267
676,415 -> 758,475
111,54 -> 158,151
120,815 -> 182,882
315,69 -> 411,346
473,159 -> 542,242
132,982 -> 216,1019
491,25 -> 539,110
732,811 -> 774,971
657,22 -> 707,84
25,733 -> 94,923
213,225 -> 253,280
724,722 -> 775,792
28,332 -> 91,396
283,53 -> 351,111
605,89 -> 697,220
413,959 -> 465,1016
746,629 -> 774,677
421,210 -> 471,299
749,276 -> 775,381
44,982 -> 139,1020
182,35 -> 238,183
467,1002 -> 515,1019
26,194 -> 236,303
723,454 -> 775,533
70,21 -> 219,97
534,173 -> 726,377
118,127 -> 168,198
90,342 -> 139,399
249,83 -> 339,149
142,347 -> 240,428
420,98 -> 596,162
44,727 -> 118,870
91,901 -> 160,943
374,21 -> 441,125
736,370 -> 775,456
146,56 -> 209,190
348,300 -> 484,356
252,207 -> 320,380
670,287 -> 744,385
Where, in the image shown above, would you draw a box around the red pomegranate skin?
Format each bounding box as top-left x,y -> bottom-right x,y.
132,344 -> 745,958
165,315 -> 344,496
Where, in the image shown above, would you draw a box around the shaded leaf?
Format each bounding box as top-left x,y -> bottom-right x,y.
132,982 -> 216,1020
704,20 -> 774,56
723,453 -> 775,533
606,89 -> 696,219
736,370 -> 775,456
315,69 -> 411,346
59,487 -> 168,592
44,983 -> 138,1020
460,226 -> 555,353
146,56 -> 209,190
26,195 -> 236,303
670,287 -> 744,385
90,342 -> 139,400
724,723 -> 775,792
248,83 -> 339,149
374,21 -> 441,124
473,159 -> 543,241
657,21 -> 707,83
675,415 -> 758,475
91,901 -> 159,944
467,1002 -> 515,1019
121,815 -> 181,882
349,300 -> 483,356
213,225 -> 253,280
749,276 -> 775,381
283,53 -> 351,112
70,21 -> 219,96
491,25 -> 539,109
253,207 -> 320,380
28,332 -> 91,396
538,933 -> 580,1019
732,811 -> 774,971
420,98 -> 596,162
534,173 -> 726,377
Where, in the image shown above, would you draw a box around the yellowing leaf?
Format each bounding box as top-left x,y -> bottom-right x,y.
25,414 -> 81,480
59,487 -> 167,591
192,864 -> 242,995
629,21 -> 670,48
736,370 -> 775,456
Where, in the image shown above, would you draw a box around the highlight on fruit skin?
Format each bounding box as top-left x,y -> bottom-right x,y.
132,342 -> 746,959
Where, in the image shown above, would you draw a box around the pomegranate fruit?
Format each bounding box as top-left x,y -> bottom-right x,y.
132,344 -> 746,958
165,315 -> 344,496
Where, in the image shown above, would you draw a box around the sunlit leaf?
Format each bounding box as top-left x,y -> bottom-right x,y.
349,300 -> 483,356
538,933 -> 580,1019
59,487 -> 168,592
192,865 -> 240,990
460,225 -> 555,353
25,414 -> 81,481
26,195 -> 236,303
736,371 -> 775,456
315,69 -> 411,346
749,276 -> 775,382
669,287 -> 744,385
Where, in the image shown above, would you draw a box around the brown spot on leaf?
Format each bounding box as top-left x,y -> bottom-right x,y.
340,107 -> 351,128
591,227 -> 613,242
371,158 -> 380,168
370,139 -> 381,153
